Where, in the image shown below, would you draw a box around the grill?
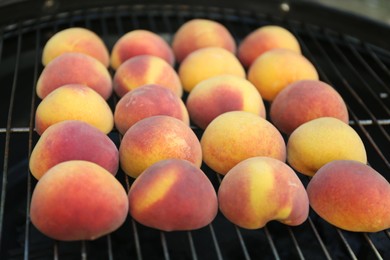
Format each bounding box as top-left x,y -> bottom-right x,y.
0,1 -> 390,259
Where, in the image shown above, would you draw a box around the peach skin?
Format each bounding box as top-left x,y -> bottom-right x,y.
218,157 -> 309,229
128,159 -> 218,231
30,160 -> 128,241
110,29 -> 175,70
114,84 -> 189,135
35,84 -> 114,135
238,25 -> 301,68
201,111 -> 286,175
178,47 -> 246,92
36,52 -> 113,100
287,117 -> 367,176
29,120 -> 119,180
270,80 -> 349,135
171,18 -> 236,63
119,115 -> 202,178
247,48 -> 319,101
186,75 -> 266,129
113,55 -> 182,97
307,160 -> 390,232
42,27 -> 110,67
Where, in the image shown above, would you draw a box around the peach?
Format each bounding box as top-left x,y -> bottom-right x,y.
29,120 -> 119,180
36,52 -> 113,100
35,84 -> 114,135
186,75 -> 266,129
247,49 -> 319,101
307,160 -> 390,232
218,157 -> 309,229
270,80 -> 349,135
113,55 -> 182,97
114,84 -> 189,135
238,25 -> 301,68
201,111 -> 286,175
287,117 -> 367,176
30,160 -> 128,241
128,159 -> 218,231
110,29 -> 175,70
119,115 -> 202,178
178,47 -> 246,92
42,27 -> 109,67
171,18 -> 236,63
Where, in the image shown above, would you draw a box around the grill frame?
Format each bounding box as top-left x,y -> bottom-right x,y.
0,2 -> 389,260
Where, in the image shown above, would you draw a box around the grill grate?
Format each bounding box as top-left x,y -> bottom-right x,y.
0,4 -> 389,260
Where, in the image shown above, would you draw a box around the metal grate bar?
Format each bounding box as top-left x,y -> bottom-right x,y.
0,22 -> 22,255
307,217 -> 332,260
81,240 -> 87,260
327,32 -> 390,129
286,227 -> 305,260
363,233 -> 384,260
208,223 -> 223,260
23,17 -> 43,260
160,232 -> 170,260
187,231 -> 198,260
233,226 -> 251,260
335,229 -> 358,260
263,225 -> 280,260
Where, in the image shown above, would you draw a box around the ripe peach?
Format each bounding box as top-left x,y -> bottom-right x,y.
247,49 -> 319,101
113,55 -> 182,97
110,29 -> 175,70
36,53 -> 113,100
119,115 -> 202,178
287,117 -> 367,176
307,160 -> 390,232
201,111 -> 286,175
270,80 -> 349,135
178,47 -> 246,92
218,157 -> 309,229
114,84 -> 189,135
42,27 -> 109,67
30,160 -> 128,241
35,84 -> 114,135
186,75 -> 266,129
238,25 -> 301,68
171,18 -> 236,63
128,159 -> 218,231
29,120 -> 119,180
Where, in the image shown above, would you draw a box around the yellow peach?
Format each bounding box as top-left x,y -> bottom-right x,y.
128,159 -> 218,231
307,160 -> 390,232
30,160 -> 128,241
42,27 -> 109,67
172,18 -> 236,63
113,55 -> 182,97
201,111 -> 286,175
178,47 -> 246,92
35,84 -> 114,135
247,48 -> 319,101
29,120 -> 119,179
270,80 -> 349,135
218,157 -> 309,229
238,25 -> 301,68
110,29 -> 175,70
119,115 -> 202,178
287,117 -> 367,176
37,52 -> 113,100
114,84 -> 189,135
186,75 -> 265,129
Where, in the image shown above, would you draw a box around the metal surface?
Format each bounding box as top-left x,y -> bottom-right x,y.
0,3 -> 389,260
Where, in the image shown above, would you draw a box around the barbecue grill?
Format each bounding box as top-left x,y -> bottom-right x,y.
0,0 -> 389,259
